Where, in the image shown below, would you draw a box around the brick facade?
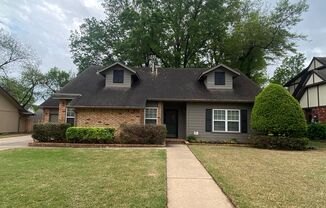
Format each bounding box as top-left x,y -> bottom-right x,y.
311,106 -> 326,123
75,108 -> 143,130
58,100 -> 67,123
42,108 -> 50,123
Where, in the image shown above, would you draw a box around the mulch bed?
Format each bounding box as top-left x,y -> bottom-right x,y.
28,142 -> 166,148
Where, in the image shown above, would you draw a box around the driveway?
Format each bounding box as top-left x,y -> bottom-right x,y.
0,135 -> 33,151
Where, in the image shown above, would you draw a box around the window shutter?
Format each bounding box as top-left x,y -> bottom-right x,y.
241,109 -> 248,133
205,109 -> 212,132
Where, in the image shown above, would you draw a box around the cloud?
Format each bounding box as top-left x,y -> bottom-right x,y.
0,0 -> 104,73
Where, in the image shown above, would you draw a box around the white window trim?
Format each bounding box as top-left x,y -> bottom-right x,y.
144,107 -> 158,125
212,109 -> 240,133
66,107 -> 75,124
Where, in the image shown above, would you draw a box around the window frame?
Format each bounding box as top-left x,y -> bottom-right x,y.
212,109 -> 240,133
214,71 -> 225,85
144,107 -> 158,125
113,69 -> 124,83
66,107 -> 75,125
49,109 -> 59,123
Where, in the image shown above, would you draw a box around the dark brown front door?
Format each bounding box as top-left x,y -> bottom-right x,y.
164,109 -> 178,138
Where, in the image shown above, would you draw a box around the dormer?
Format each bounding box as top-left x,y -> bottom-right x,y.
98,62 -> 139,88
198,64 -> 240,90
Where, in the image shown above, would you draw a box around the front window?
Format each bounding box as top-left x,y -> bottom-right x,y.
66,107 -> 75,125
113,70 -> 124,83
49,109 -> 58,123
145,107 -> 158,125
215,71 -> 225,85
213,109 -> 240,132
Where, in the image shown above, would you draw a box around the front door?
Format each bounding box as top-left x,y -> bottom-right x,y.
164,109 -> 178,138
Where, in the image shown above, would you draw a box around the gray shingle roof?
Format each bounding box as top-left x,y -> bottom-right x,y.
40,65 -> 260,108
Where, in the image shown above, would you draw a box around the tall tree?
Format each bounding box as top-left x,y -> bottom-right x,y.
43,67 -> 73,97
271,53 -> 306,85
0,29 -> 36,77
70,0 -> 308,85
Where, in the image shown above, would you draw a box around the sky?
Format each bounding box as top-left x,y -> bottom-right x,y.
0,0 -> 325,76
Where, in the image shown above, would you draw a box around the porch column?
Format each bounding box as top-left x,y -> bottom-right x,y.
58,100 -> 67,123
157,102 -> 163,125
42,108 -> 50,123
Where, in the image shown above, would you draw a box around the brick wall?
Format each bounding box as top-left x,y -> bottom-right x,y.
75,108 -> 143,130
42,108 -> 50,123
58,100 -> 67,123
312,106 -> 326,123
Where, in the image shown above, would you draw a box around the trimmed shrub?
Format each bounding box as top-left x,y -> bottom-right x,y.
250,135 -> 309,150
186,135 -> 197,142
119,124 -> 167,144
66,127 -> 115,143
307,123 -> 326,140
252,84 -> 307,137
32,123 -> 71,142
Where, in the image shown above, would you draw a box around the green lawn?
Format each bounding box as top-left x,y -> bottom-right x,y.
0,148 -> 166,208
190,143 -> 326,208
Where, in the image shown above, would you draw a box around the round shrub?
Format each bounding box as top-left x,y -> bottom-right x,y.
252,83 -> 307,137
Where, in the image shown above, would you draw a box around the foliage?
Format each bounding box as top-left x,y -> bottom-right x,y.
187,135 -> 197,142
307,123 -> 326,140
66,127 -> 115,143
250,135 -> 309,150
0,29 -> 36,77
252,83 -> 307,137
119,124 -> 167,144
271,53 -> 306,85
32,123 -> 71,142
43,67 -> 73,98
70,0 -> 308,85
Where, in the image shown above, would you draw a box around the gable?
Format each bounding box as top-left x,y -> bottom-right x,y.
0,92 -> 19,112
204,68 -> 234,89
306,73 -> 324,86
308,59 -> 324,71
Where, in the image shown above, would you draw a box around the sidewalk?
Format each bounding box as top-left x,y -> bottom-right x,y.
167,144 -> 234,208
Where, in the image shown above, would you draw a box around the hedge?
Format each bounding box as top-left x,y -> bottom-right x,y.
119,124 -> 167,144
32,123 -> 71,142
307,123 -> 326,140
250,135 -> 309,150
66,127 -> 115,143
252,84 -> 307,137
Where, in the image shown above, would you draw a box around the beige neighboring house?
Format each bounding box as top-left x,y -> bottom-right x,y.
285,57 -> 326,123
0,86 -> 34,133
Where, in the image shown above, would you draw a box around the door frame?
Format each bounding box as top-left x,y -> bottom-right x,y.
164,109 -> 178,138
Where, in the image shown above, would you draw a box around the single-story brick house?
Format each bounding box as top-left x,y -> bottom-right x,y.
0,86 -> 34,133
285,57 -> 326,123
40,63 -> 260,142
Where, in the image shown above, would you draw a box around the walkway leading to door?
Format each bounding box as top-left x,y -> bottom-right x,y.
167,144 -> 234,208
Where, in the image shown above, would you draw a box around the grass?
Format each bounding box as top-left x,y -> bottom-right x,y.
0,148 -> 166,208
189,142 -> 326,208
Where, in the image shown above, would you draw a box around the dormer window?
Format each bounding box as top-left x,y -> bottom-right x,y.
113,70 -> 124,83
215,72 -> 225,85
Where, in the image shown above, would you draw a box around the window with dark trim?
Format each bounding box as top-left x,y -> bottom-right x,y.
215,71 -> 225,85
66,107 -> 75,125
113,70 -> 124,83
49,109 -> 58,123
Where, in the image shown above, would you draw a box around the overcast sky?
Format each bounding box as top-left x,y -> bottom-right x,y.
0,0 -> 325,76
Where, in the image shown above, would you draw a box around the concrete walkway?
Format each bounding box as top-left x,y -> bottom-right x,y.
167,144 -> 234,208
0,135 -> 32,151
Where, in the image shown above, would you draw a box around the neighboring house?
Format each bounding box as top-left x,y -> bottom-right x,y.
40,63 -> 260,142
0,86 -> 34,133
285,57 -> 326,123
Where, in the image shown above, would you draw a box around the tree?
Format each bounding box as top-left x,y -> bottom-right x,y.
0,29 -> 36,77
0,64 -> 44,108
251,83 -> 307,137
70,0 -> 308,85
270,53 -> 306,85
43,67 -> 73,98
